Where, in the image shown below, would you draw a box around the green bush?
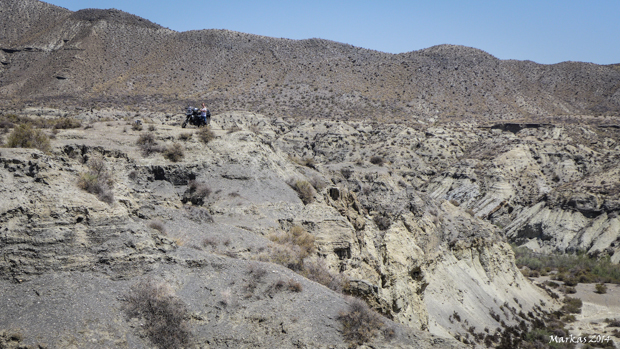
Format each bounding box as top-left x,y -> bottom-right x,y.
561,297 -> 582,314
513,245 -> 620,284
595,283 -> 607,294
6,124 -> 51,152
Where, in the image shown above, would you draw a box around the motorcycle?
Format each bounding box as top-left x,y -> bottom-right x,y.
181,106 -> 209,128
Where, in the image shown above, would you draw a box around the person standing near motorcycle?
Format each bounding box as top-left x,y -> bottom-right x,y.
200,103 -> 210,126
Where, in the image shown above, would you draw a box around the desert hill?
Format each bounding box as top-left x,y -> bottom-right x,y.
1,0 -> 619,120
2,1 -> 620,348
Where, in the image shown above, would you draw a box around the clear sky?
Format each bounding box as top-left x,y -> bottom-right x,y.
43,0 -> 619,65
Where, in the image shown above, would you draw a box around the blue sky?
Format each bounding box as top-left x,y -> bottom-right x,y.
44,0 -> 619,65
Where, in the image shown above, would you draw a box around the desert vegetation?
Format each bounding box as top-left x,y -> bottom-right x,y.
123,279 -> 190,349
337,298 -> 387,347
514,246 -> 620,284
5,124 -> 51,153
77,154 -> 114,204
182,180 -> 211,206
287,179 -> 316,204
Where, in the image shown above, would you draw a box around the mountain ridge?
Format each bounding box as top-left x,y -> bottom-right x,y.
1,0 -> 619,121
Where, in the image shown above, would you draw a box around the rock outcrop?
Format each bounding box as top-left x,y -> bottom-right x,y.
0,111 -> 559,347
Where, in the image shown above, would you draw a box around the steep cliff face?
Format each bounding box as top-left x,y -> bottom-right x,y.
0,110 -> 557,347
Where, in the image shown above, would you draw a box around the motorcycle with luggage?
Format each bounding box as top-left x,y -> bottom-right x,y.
181,106 -> 209,128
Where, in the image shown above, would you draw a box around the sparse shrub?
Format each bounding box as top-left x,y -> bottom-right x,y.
249,124 -> 261,135
561,297 -> 582,314
302,258 -> 349,292
131,122 -> 143,131
128,170 -> 138,180
287,279 -> 303,292
262,225 -> 317,271
182,180 -> 211,205
136,132 -> 162,156
337,298 -> 384,347
341,168 -> 353,179
178,132 -> 192,141
163,143 -> 184,162
226,125 -> 242,134
271,226 -> 315,259
373,212 -> 392,231
309,176 -> 327,192
148,124 -> 156,132
123,279 -> 190,349
202,237 -> 219,249
148,220 -> 167,234
53,117 -> 81,129
369,156 -> 385,166
595,283 -> 608,294
606,319 -> 620,327
288,179 -> 316,204
6,124 -> 51,153
197,126 -> 215,143
77,155 -> 114,204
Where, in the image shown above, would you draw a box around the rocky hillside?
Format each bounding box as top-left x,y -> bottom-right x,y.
1,0 -> 620,120
0,110 -> 565,348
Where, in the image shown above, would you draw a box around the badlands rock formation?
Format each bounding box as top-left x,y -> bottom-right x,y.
0,110 -> 558,347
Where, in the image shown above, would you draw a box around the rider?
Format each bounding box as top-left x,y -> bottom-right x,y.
200,103 -> 209,126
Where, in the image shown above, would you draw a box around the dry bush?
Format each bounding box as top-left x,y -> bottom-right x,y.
136,132 -> 162,156
148,220 -> 167,234
202,236 -> 219,249
123,279 -> 190,349
182,180 -> 211,206
197,126 -> 215,143
131,122 -> 143,131
369,156 -> 385,166
163,143 -> 184,162
373,212 -> 392,231
302,258 -> 349,293
288,179 -> 316,204
245,263 -> 267,295
340,168 -> 353,179
148,124 -> 156,132
178,132 -> 192,141
595,283 -> 608,294
262,225 -> 316,272
77,155 -> 114,204
6,124 -> 51,153
271,226 -> 315,259
226,125 -> 242,134
249,124 -> 261,135
53,117 -> 81,129
287,279 -> 303,292
337,298 -> 384,347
